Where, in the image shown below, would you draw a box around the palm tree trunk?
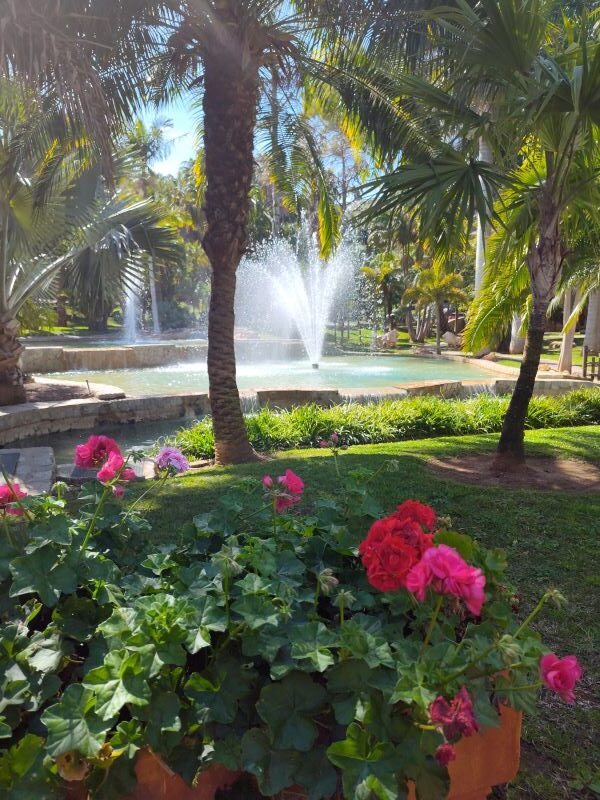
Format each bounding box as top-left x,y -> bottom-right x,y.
202,43 -> 260,464
496,192 -> 562,466
148,257 -> 161,335
557,289 -> 578,373
435,304 -> 441,354
584,289 -> 600,353
474,137 -> 492,295
509,314 -> 525,354
0,317 -> 26,405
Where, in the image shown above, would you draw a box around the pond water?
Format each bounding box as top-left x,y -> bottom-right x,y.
44,355 -> 493,396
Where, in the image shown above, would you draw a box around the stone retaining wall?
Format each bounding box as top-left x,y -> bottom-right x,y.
0,378 -> 595,446
23,339 -> 306,374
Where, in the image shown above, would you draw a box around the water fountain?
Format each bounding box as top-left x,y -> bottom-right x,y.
122,285 -> 139,344
236,224 -> 356,366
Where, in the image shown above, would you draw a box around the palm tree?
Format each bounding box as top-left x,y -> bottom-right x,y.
0,86 -> 182,403
403,260 -> 468,354
124,117 -> 177,335
156,1 -> 382,463
362,252 -> 403,327
356,0 -> 600,465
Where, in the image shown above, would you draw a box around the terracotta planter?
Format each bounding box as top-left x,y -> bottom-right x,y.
408,705 -> 523,800
65,705 -> 521,800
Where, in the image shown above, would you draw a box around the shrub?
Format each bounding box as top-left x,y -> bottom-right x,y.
0,438 -> 581,799
172,389 -> 600,459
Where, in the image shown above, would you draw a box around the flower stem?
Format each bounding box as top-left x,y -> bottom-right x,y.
0,465 -> 32,520
513,593 -> 550,639
420,594 -> 444,657
79,484 -> 111,552
1,514 -> 14,547
121,470 -> 169,522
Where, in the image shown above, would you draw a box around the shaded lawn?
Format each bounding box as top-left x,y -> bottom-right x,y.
135,426 -> 600,799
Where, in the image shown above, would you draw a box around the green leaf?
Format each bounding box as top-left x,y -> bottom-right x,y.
27,517 -> 71,549
256,671 -> 327,752
52,596 -> 108,642
339,616 -> 394,668
82,647 -> 153,720
409,759 -> 449,800
110,720 -> 144,759
231,594 -> 280,630
327,723 -> 400,800
293,747 -> 338,800
434,531 -> 475,562
240,729 -> 297,796
134,691 -> 181,751
184,658 -> 255,724
290,623 -> 337,672
41,684 -> 115,757
9,546 -> 77,607
20,632 -> 65,673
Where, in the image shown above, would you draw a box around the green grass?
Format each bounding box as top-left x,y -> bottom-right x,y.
135,426 -> 600,799
171,389 -> 600,459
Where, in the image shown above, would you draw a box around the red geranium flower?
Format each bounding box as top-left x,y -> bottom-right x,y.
393,499 -> 437,531
359,526 -> 419,592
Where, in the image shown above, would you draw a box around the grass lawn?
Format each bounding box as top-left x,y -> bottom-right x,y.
135,427 -> 600,799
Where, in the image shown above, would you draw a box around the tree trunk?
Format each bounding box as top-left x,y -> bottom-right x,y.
496,190 -> 562,466
202,38 -> 260,464
584,289 -> 600,353
557,289 -> 578,373
148,257 -> 161,335
509,314 -> 525,354
474,137 -> 493,295
0,317 -> 26,405
435,304 -> 442,354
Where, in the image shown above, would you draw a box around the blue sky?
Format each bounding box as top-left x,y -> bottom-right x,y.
144,96 -> 198,175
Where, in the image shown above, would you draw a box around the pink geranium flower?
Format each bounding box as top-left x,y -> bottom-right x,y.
97,452 -> 125,484
430,687 -> 479,739
112,485 -> 125,498
75,435 -> 121,468
406,544 -> 486,616
0,481 -> 27,516
540,653 -> 582,703
278,469 -> 304,495
262,475 -> 274,488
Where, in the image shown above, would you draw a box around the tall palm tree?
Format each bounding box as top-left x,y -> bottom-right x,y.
156,0 -> 381,463
356,0 -> 600,465
124,117 -> 176,334
403,259 -> 468,354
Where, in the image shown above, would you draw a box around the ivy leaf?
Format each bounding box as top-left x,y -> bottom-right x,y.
82,647 -> 153,720
9,546 -> 78,608
110,720 -> 144,759
327,659 -> 372,724
256,671 -> 327,751
186,594 -> 228,654
134,691 -> 181,751
290,623 -> 337,672
41,684 -> 115,757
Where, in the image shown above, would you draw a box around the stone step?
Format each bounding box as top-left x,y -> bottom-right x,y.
0,447 -> 55,495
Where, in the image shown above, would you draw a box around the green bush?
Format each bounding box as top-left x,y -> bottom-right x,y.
172,389 -> 600,459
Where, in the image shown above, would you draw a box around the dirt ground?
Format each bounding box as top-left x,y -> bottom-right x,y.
427,454 -> 600,492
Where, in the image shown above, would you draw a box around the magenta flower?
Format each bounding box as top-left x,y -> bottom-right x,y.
75,435 -> 121,468
0,481 -> 27,516
430,687 -> 479,739
435,743 -> 456,767
155,446 -> 190,474
406,544 -> 486,616
540,653 -> 582,703
278,469 -> 304,495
